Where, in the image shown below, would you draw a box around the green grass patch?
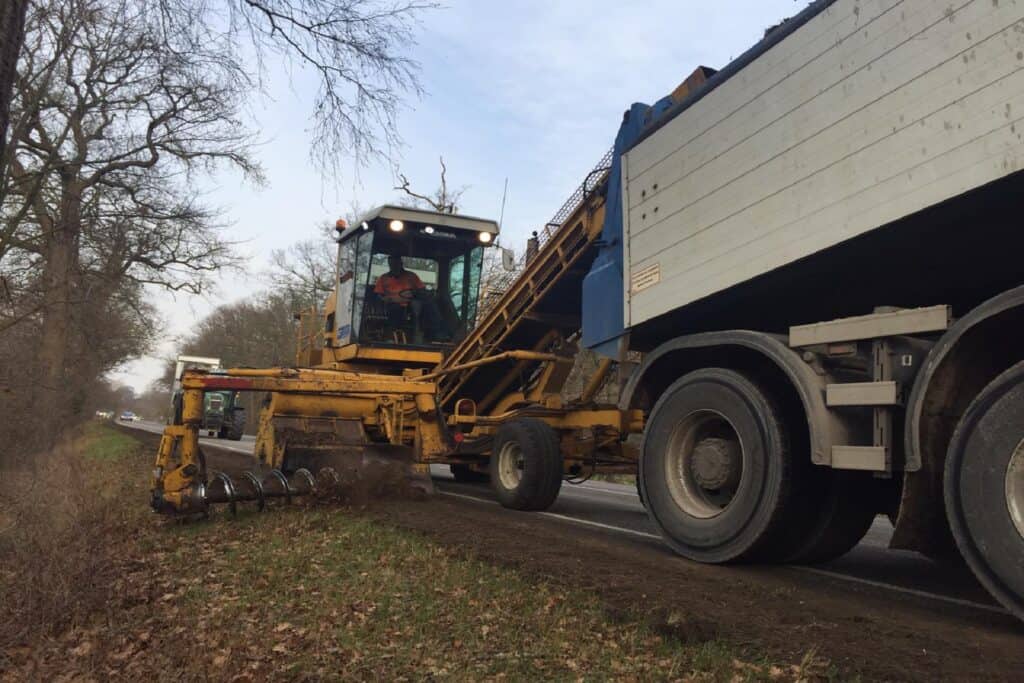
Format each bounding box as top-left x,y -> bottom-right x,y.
78,422 -> 141,462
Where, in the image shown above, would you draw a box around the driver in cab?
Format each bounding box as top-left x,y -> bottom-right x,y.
374,255 -> 442,341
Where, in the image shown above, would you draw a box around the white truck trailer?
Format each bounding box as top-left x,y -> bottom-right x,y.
579,0 -> 1024,619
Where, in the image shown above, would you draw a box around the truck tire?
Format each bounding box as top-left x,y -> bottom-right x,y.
489,418 -> 562,511
944,361 -> 1024,621
450,464 -> 490,484
784,469 -> 879,564
640,368 -> 798,563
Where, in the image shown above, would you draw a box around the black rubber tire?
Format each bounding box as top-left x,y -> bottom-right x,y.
640,368 -> 798,564
636,476 -> 646,509
944,361 -> 1024,621
489,418 -> 563,511
450,464 -> 490,484
785,469 -> 880,564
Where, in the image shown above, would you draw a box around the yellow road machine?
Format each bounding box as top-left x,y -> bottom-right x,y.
152,198 -> 642,516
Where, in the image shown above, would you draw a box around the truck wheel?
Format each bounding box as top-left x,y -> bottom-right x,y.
945,362 -> 1024,621
490,418 -> 562,511
785,469 -> 879,564
450,464 -> 490,484
640,368 -> 797,563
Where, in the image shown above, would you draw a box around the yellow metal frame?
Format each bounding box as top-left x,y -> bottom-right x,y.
152,367 -> 447,515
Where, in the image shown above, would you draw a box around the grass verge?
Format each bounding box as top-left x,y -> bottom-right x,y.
1,425 -> 830,681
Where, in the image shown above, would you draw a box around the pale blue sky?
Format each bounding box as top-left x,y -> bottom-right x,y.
112,0 -> 804,391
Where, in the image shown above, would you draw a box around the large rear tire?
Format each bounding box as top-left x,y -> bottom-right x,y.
640,368 -> 798,563
945,362 -> 1024,621
489,418 -> 562,511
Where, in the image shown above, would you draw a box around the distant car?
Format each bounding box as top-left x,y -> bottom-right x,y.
118,411 -> 139,422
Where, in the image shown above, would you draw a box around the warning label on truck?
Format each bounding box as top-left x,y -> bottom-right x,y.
630,263 -> 661,294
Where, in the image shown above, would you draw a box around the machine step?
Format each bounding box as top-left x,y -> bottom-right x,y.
825,381 -> 901,407
830,446 -> 888,472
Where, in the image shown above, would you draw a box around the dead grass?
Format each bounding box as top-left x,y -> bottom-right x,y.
0,423 -> 138,657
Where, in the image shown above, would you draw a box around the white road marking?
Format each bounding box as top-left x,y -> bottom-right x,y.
437,490 -> 1008,616
789,566 -> 1008,615
440,490 -> 661,540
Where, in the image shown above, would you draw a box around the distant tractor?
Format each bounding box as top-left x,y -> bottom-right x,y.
200,390 -> 246,440
170,355 -> 246,440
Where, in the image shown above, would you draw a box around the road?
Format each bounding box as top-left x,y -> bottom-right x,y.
125,419 -> 1003,617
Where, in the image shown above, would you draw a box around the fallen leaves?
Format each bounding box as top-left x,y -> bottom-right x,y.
1,441 -> 815,682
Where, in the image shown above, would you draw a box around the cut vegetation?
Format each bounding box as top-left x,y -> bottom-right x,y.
0,425 -> 822,681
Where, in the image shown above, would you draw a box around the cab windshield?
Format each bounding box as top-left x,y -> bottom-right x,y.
336,225 -> 486,346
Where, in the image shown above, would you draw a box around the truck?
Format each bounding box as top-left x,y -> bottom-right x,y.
152,0 -> 1024,622
580,0 -> 1024,620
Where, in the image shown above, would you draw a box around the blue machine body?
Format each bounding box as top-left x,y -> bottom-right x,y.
581,98 -> 674,358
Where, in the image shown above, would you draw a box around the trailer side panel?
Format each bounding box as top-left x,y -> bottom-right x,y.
624,0 -> 1024,328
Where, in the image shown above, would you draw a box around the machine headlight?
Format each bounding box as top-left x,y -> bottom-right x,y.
478,231 -> 492,244
423,226 -> 435,234
361,221 -> 370,231
389,219 -> 404,232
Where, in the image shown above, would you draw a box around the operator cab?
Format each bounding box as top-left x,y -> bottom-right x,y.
328,206 -> 498,350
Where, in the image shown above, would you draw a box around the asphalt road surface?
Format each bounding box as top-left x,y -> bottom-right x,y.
125,419 -> 1004,617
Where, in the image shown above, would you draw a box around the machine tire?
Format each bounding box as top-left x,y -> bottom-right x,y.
640,368 -> 798,564
489,418 -> 562,511
784,469 -> 879,564
450,464 -> 490,484
944,362 -> 1024,621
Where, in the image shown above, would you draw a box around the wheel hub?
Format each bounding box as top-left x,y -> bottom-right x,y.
663,410 -> 745,520
497,442 -> 524,490
691,437 -> 741,490
1008,439 -> 1024,541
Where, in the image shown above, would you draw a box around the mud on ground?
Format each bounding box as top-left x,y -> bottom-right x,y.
199,439 -> 1024,682
369,497 -> 1024,682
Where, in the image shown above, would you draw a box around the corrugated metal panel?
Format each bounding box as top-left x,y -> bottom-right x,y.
624,0 -> 1024,328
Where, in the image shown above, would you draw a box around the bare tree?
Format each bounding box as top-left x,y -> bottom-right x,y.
0,0 -> 29,165
1,0 -> 435,183
1,0 -> 255,438
267,222 -> 337,311
154,0 -> 435,174
394,156 -> 466,214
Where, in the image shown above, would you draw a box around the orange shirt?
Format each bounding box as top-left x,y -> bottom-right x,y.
374,270 -> 424,305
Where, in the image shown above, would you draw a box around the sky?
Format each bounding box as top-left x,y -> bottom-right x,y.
110,0 -> 805,392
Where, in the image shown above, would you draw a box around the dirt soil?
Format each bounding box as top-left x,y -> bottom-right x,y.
199,439 -> 1024,682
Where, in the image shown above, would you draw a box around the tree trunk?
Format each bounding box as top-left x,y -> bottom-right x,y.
0,0 -> 29,169
35,182 -> 83,442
